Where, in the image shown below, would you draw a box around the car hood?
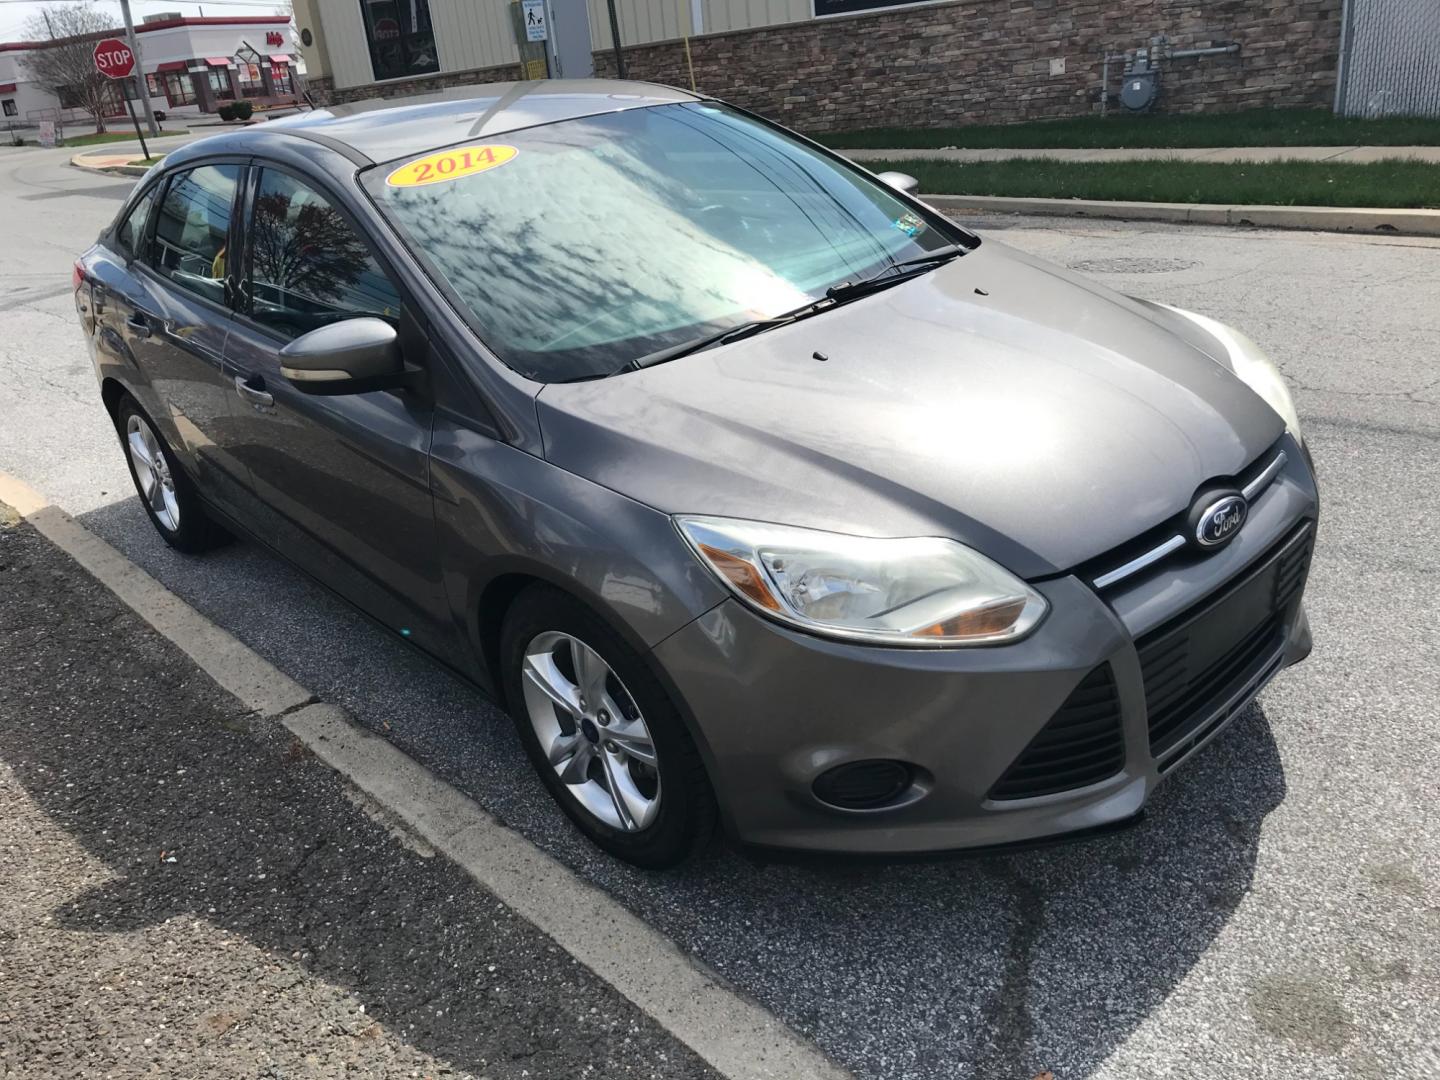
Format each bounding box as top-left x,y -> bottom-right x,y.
535,238 -> 1284,578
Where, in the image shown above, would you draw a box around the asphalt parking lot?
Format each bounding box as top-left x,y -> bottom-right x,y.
1,140 -> 1438,1080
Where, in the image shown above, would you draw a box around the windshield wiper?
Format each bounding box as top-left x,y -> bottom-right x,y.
621,244 -> 965,375
623,296 -> 835,372
824,244 -> 966,303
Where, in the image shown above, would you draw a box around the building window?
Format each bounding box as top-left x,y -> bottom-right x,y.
360,0 -> 439,81
209,69 -> 235,100
146,73 -> 162,97
237,61 -> 264,97
270,63 -> 294,96
162,72 -> 197,107
813,0 -> 929,15
2,99 -> 16,117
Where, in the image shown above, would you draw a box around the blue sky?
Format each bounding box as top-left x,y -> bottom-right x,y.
1,1 -> 289,43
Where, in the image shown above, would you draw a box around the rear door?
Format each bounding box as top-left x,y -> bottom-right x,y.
93,163 -> 253,514
218,163 -> 453,654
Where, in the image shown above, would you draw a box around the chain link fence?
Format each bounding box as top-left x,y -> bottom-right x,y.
1335,0 -> 1440,117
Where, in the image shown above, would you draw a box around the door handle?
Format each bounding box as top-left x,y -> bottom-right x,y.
234,374 -> 274,409
125,314 -> 152,338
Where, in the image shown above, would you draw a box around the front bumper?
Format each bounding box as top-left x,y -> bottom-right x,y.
652,440 -> 1318,855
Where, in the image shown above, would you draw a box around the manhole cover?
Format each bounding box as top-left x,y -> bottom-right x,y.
1067,257 -> 1200,274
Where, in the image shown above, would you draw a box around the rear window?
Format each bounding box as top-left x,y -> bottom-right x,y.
365,102 -> 962,382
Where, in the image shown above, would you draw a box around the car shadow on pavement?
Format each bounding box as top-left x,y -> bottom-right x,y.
63,496 -> 1289,1080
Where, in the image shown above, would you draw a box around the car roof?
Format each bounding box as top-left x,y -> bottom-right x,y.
168,79 -> 703,169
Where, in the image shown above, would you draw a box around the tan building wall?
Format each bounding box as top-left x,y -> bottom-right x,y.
307,0 -> 524,90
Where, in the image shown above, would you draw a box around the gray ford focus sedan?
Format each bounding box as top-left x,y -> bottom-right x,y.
74,81 -> 1316,867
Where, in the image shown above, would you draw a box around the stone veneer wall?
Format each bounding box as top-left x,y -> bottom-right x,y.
302,62 -> 524,106
593,0 -> 1343,131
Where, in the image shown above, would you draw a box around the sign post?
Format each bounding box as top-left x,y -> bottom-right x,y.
93,37 -> 149,161
117,0 -> 160,137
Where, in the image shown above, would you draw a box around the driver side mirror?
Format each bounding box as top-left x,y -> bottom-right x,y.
875,170 -> 921,197
279,317 -> 408,396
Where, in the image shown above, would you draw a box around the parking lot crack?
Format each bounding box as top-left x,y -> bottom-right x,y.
973,861 -> 1045,1079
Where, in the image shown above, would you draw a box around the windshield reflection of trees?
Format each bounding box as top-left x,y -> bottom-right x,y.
388,107 -> 929,381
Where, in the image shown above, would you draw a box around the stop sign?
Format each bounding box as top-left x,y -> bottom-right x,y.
93,38 -> 136,80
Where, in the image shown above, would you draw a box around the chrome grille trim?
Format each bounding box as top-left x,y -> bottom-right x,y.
1093,534 -> 1187,590
1242,450 -> 1288,502
1091,450 -> 1290,591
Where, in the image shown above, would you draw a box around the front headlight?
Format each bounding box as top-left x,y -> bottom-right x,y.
676,516 -> 1048,646
1161,305 -> 1303,443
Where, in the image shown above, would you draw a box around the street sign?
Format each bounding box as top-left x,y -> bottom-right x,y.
522,0 -> 548,42
93,36 -> 148,160
93,38 -> 136,80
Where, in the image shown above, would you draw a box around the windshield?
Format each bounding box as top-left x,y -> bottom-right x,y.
365,102 -> 966,382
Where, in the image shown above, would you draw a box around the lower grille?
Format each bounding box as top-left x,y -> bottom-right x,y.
1143,615 -> 1284,758
1139,523 -> 1313,760
989,664 -> 1125,800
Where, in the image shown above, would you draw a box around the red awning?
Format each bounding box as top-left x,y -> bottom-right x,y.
269,54 -> 292,66
155,60 -> 188,72
205,57 -> 232,67
0,82 -> 16,94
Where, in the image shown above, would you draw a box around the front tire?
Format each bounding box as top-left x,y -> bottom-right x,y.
115,395 -> 229,554
501,585 -> 716,868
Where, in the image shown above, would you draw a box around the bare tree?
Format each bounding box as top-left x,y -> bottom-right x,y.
18,4 -> 119,134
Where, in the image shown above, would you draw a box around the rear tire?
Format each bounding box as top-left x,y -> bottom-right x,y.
115,395 -> 229,554
501,584 -> 716,868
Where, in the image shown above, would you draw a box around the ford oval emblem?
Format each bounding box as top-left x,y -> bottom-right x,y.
1194,494 -> 1248,548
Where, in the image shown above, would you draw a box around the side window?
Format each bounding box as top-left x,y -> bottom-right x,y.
116,183 -> 159,259
246,169 -> 402,341
150,164 -> 241,307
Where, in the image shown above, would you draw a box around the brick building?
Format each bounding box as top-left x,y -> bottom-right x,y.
291,0 -> 1347,130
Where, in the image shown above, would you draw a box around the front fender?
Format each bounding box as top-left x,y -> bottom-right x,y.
429,420 -> 728,690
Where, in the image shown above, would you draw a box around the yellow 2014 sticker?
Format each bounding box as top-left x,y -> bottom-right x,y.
386,144 -> 518,187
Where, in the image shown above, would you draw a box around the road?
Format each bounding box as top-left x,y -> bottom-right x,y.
1,136 -> 1438,1080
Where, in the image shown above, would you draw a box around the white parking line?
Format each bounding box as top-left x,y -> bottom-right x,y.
0,469 -> 852,1080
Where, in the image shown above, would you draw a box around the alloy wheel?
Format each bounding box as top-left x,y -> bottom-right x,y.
521,631 -> 661,832
125,413 -> 180,532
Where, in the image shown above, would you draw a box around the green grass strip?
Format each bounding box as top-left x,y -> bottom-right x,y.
821,109 -> 1440,150
869,157 -> 1440,208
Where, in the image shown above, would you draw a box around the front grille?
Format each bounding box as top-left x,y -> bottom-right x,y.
1077,438 -> 1288,592
989,664 -> 1125,800
1274,527 -> 1315,609
1139,523 -> 1313,760
1142,614 -> 1284,758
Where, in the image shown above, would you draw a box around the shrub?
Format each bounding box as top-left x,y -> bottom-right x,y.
216,102 -> 237,121
232,100 -> 254,121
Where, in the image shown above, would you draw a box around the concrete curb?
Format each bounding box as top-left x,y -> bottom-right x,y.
923,194 -> 1440,237
69,152 -> 157,177
0,469 -> 853,1080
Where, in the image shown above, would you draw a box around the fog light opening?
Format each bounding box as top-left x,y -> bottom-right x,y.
812,759 -> 914,810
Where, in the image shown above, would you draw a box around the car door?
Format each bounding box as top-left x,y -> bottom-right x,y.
218,164 -> 454,656
92,162 -> 254,515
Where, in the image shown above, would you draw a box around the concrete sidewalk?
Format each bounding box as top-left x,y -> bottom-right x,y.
845,144 -> 1440,164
